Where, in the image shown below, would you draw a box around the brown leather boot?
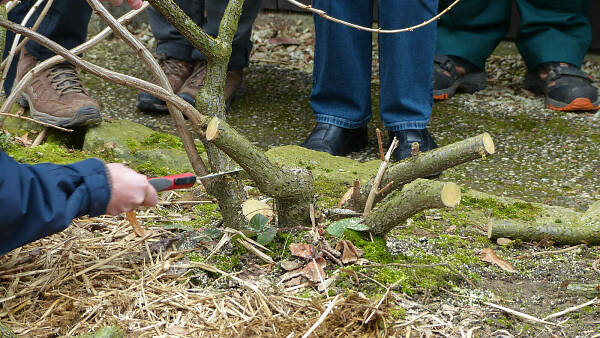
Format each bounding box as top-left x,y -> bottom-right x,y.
16,49 -> 101,128
177,61 -> 245,109
136,54 -> 194,113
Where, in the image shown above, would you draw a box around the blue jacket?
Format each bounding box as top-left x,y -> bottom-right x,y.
0,150 -> 111,255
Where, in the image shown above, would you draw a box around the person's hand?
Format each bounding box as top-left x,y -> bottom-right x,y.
101,0 -> 143,10
105,163 -> 157,215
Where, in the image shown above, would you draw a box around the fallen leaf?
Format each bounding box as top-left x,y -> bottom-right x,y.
336,240 -> 363,264
242,199 -> 274,222
280,259 -> 303,271
303,257 -> 327,283
496,238 -> 512,246
338,187 -> 354,208
289,243 -> 315,259
268,36 -> 299,46
15,133 -> 32,146
284,276 -> 303,287
166,325 -> 188,336
479,248 -> 515,273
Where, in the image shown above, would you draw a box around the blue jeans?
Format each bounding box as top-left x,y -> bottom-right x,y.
310,0 -> 437,132
3,0 -> 92,94
147,0 -> 261,70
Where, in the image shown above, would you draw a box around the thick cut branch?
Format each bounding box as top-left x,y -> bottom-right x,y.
364,179 -> 461,236
357,133 -> 494,208
207,117 -> 314,225
489,200 -> 600,245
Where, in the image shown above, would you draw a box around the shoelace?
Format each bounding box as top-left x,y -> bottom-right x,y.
49,64 -> 85,95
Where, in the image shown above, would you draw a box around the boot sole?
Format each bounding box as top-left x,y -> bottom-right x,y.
547,97 -> 600,111
524,74 -> 600,112
433,72 -> 486,100
18,93 -> 102,128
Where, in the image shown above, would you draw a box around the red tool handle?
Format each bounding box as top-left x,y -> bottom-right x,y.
148,173 -> 196,192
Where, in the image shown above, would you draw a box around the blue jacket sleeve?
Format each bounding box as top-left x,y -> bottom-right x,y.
0,150 -> 111,255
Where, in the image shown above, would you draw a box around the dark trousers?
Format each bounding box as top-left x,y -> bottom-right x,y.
3,0 -> 92,94
147,0 -> 262,70
310,0 -> 437,131
436,0 -> 591,70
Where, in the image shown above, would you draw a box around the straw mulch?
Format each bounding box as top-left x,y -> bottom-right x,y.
0,215 -> 392,337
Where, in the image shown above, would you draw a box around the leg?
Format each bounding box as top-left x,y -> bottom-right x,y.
4,0 -> 99,128
147,0 -> 203,62
518,0 -> 597,111
516,0 -> 591,70
192,0 -> 262,70
436,0 -> 511,70
138,0 -> 202,112
379,0 -> 439,161
4,0 -> 92,94
301,0 -> 373,156
178,0 -> 261,109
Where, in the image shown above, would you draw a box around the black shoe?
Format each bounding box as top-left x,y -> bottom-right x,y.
137,91 -> 168,113
433,54 -> 486,100
389,129 -> 438,161
301,123 -> 368,156
524,62 -> 599,111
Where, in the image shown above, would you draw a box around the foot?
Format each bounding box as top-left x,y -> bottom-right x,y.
137,54 -> 193,113
389,129 -> 438,161
524,62 -> 599,111
16,49 -> 101,128
177,61 -> 245,109
433,54 -> 486,100
301,123 -> 368,156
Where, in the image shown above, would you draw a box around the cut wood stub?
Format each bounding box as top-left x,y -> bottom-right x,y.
206,116 -> 220,141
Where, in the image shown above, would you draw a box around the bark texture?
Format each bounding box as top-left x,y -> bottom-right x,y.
357,133 -> 494,209
364,179 -> 461,236
489,201 -> 600,245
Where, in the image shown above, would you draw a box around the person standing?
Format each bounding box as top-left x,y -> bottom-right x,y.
433,0 -> 598,111
136,0 -> 262,113
301,0 -> 439,161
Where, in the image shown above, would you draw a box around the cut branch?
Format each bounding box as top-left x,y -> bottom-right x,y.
356,133 -> 494,209
364,179 -> 461,236
488,200 -> 600,245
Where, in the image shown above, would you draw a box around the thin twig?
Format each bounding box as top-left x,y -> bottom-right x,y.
30,127 -> 47,147
484,302 -> 560,326
543,297 -> 598,320
363,137 -> 398,217
284,0 -> 461,34
516,244 -> 586,259
301,294 -> 341,338
0,112 -> 72,131
376,128 -> 384,161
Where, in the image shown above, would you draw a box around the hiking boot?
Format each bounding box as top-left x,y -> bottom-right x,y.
16,49 -> 101,128
177,61 -> 245,109
433,54 -> 486,100
136,54 -> 193,113
524,62 -> 600,111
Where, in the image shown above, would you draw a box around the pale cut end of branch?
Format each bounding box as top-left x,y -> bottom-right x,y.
482,132 -> 495,155
441,182 -> 461,207
206,117 -> 220,141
